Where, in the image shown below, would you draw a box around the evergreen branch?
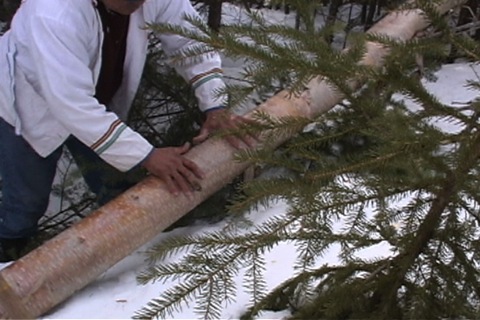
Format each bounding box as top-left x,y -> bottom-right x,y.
138,1 -> 480,318
377,131 -> 480,316
284,127 -> 358,154
242,259 -> 392,319
137,213 -> 304,319
241,263 -> 344,319
143,234 -> 216,264
445,238 -> 480,298
305,150 -> 403,181
133,278 -> 205,319
243,251 -> 268,306
136,252 -> 240,319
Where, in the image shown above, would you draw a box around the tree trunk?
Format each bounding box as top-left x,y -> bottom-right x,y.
207,0 -> 223,32
457,0 -> 478,26
458,0 -> 480,40
364,0 -> 379,30
449,0 -> 479,61
325,0 -> 343,42
0,0 -> 467,318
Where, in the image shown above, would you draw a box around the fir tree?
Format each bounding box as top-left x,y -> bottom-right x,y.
135,0 -> 480,319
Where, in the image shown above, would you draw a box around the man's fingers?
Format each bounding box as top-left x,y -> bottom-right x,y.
183,158 -> 205,179
176,142 -> 191,154
143,147 -> 205,198
226,116 -> 260,148
225,135 -> 242,149
178,165 -> 203,192
194,111 -> 260,149
163,175 -> 180,197
170,171 -> 194,197
171,158 -> 205,196
238,117 -> 261,142
224,132 -> 258,150
242,135 -> 257,148
193,129 -> 210,145
240,116 -> 258,125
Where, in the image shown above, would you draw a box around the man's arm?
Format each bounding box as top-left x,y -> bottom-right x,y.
152,0 -> 257,148
27,14 -> 153,172
140,143 -> 204,197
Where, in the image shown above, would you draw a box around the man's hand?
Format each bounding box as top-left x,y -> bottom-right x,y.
141,143 -> 204,197
193,108 -> 257,149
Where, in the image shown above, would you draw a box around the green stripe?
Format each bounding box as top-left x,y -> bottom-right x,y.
96,124 -> 128,155
192,74 -> 222,90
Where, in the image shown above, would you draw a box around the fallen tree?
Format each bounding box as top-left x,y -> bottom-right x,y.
0,0 -> 467,318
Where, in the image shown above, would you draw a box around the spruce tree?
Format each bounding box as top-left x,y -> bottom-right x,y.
134,0 -> 480,319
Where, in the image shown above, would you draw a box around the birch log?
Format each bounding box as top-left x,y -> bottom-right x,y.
0,0 -> 467,318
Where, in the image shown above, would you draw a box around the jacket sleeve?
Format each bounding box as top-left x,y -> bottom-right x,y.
152,0 -> 228,112
26,15 -> 153,172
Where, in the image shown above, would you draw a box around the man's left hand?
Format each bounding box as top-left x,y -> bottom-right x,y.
193,108 -> 257,149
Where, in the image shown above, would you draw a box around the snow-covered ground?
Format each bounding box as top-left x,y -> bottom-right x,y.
1,3 -> 479,320
39,59 -> 480,320
35,59 -> 480,319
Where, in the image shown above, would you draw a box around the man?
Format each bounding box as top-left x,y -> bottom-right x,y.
0,0 -> 252,262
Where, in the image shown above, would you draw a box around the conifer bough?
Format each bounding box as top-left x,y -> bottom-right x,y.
0,0 -> 467,318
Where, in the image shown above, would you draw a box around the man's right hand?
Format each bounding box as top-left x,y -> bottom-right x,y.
141,143 -> 204,198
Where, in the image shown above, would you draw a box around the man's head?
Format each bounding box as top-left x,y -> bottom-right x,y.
100,0 -> 146,15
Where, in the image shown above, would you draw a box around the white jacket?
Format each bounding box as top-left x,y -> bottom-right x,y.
0,0 -> 227,171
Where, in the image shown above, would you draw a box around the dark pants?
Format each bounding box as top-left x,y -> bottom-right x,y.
0,118 -> 143,239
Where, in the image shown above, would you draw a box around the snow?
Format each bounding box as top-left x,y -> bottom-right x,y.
41,201 -> 298,320
20,61 -> 479,319
1,3 -> 480,320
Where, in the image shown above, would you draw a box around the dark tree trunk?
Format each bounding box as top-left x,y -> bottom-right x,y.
457,0 -> 479,40
448,0 -> 480,61
207,0 -> 223,32
326,0 -> 342,27
364,0 -> 379,30
325,0 -> 342,42
457,0 -> 478,25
